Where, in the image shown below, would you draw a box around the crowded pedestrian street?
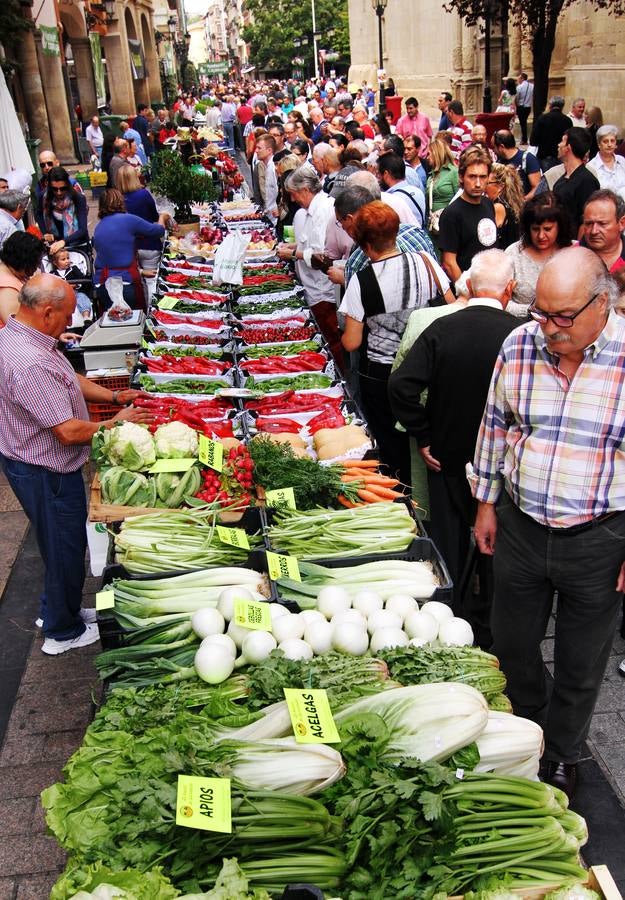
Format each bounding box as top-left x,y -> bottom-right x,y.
2,0 -> 625,895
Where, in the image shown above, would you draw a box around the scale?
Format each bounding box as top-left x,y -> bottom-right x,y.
80,309 -> 145,369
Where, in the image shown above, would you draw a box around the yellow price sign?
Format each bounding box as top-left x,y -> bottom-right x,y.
265,487 -> 297,510
176,776 -> 232,832
233,598 -> 272,631
266,551 -> 300,582
157,295 -> 179,310
284,688 -> 341,744
148,458 -> 197,474
198,435 -> 224,472
95,590 -> 115,611
216,526 -> 250,550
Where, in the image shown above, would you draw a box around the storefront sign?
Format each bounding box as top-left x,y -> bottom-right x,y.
198,62 -> 229,75
39,25 -> 61,57
89,32 -> 107,108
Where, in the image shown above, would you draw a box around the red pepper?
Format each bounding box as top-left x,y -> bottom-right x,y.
256,416 -> 303,434
308,410 -> 347,433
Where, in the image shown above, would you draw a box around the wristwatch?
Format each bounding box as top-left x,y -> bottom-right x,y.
111,391 -> 120,405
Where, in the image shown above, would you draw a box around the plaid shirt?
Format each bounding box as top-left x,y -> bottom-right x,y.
471,312 -> 625,527
344,224 -> 435,287
0,317 -> 89,472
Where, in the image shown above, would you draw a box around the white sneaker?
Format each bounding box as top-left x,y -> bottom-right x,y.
36,608 -> 97,629
41,622 -> 100,656
619,658 -> 625,677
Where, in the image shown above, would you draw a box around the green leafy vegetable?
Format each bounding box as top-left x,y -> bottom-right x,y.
50,861 -> 177,900
100,468 -> 157,507
93,423 -> 156,471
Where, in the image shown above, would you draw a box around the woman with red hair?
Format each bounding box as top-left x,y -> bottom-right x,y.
339,200 -> 450,484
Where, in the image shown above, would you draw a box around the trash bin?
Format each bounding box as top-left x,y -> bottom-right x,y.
474,112 -> 514,145
385,95 -> 403,125
99,115 -> 127,136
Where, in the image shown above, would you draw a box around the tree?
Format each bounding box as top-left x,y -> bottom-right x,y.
0,0 -> 32,75
443,0 -> 625,118
242,0 -> 350,75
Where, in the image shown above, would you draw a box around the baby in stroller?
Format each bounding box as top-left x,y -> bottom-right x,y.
47,247 -> 94,331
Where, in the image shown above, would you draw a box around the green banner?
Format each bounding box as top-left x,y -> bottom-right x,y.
39,24 -> 60,57
128,38 -> 145,79
198,61 -> 229,75
89,32 -> 106,108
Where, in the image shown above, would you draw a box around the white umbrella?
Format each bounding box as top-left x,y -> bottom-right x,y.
0,67 -> 35,178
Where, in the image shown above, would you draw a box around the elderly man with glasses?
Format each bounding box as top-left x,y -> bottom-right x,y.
471,245 -> 625,801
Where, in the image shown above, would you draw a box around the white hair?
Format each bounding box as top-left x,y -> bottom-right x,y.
347,170 -> 381,199
469,249 -> 514,296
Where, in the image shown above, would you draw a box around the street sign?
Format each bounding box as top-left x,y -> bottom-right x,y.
198,62 -> 229,75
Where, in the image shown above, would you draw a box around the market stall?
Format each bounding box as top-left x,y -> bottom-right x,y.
40,161 -> 620,900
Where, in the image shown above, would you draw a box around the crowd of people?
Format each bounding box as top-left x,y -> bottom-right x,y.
1,72 -> 625,800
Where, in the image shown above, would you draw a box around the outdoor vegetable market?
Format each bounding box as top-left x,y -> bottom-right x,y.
23,142 -> 619,900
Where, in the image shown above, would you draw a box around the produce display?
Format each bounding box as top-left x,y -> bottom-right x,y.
64,166 -> 608,900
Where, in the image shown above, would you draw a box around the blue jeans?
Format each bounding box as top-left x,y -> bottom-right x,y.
223,121 -> 235,151
1,456 -> 87,639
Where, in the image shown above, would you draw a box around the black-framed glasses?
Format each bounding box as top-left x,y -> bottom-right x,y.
52,185 -> 68,193
529,292 -> 601,328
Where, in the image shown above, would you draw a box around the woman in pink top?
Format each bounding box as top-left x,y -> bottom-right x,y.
0,232 -> 46,326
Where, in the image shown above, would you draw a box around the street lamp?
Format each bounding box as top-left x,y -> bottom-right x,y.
371,0 -> 388,114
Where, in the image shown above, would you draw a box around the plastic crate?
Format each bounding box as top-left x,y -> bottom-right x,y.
87,401 -> 118,423
86,374 -> 130,423
88,374 -> 131,391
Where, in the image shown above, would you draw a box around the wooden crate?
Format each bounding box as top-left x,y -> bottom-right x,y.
449,865 -> 622,900
88,473 -> 245,524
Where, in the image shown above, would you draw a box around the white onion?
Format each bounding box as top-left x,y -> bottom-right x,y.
269,603 -> 290,623
438,617 -> 475,647
278,638 -> 314,661
304,621 -> 333,655
299,609 -> 327,627
272,613 -> 305,643
200,633 -> 237,657
367,608 -> 402,635
332,622 -> 369,656
408,636 -> 429,648
316,586 -> 351,619
227,620 -> 252,648
191,607 -> 225,639
330,609 -> 367,630
404,610 -> 439,643
385,595 -> 419,622
352,590 -> 384,617
420,600 -> 454,624
370,627 -> 409,652
194,644 -> 235,684
238,630 -> 278,665
217,586 -> 255,622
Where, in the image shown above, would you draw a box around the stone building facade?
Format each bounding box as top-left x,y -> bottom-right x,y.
348,0 -> 625,126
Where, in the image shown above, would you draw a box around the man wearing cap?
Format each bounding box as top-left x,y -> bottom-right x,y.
530,97 -> 573,173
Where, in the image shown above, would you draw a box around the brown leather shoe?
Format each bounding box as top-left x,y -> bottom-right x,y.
545,761 -> 577,799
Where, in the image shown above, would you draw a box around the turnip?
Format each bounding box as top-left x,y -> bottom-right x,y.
272,613 -> 305,643
200,633 -> 237,658
385,595 -> 419,622
332,623 -> 369,656
191,607 -> 225,639
235,630 -> 278,668
404,610 -> 439,643
217,586 -> 255,622
352,590 -> 384,617
316,585 -> 351,619
194,643 -> 235,684
438,617 -> 474,647
367,608 -> 402,635
278,638 -> 314,661
370,627 -> 409,652
304,620 -> 333,655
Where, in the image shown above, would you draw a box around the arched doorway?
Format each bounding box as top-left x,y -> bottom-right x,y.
60,6 -> 98,122
125,7 -> 149,107
140,14 -> 163,106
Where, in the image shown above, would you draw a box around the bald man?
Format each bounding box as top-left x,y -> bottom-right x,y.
472,246 -> 625,799
0,274 -> 150,655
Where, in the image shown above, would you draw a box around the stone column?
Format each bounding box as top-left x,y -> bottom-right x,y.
15,26 -> 52,147
103,33 -> 136,114
72,36 -> 98,120
35,33 -> 76,163
509,21 -> 522,76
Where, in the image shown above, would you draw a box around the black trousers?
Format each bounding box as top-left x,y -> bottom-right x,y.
360,360 -> 410,486
492,493 -> 624,763
517,105 -> 531,143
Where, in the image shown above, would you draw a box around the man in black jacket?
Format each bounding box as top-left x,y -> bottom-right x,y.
388,249 -> 519,642
530,96 -> 572,173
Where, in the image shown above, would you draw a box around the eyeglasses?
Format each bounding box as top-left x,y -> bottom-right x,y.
529,292 -> 601,328
41,161 -> 55,169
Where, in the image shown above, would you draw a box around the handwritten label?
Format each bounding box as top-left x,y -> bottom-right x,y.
175,776 -> 231,832
95,590 -> 115,611
233,598 -> 272,631
157,295 -> 180,310
265,487 -> 297,510
216,526 -> 250,550
198,435 -> 223,471
266,551 -> 301,582
284,688 -> 341,744
148,458 -> 197,474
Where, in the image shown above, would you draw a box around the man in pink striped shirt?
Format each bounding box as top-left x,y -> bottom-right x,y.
0,274 -> 150,655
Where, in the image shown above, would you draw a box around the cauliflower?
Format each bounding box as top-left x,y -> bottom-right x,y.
154,421 -> 199,458
93,422 -> 156,471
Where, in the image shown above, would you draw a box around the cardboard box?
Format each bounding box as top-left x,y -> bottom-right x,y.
448,865 -> 622,900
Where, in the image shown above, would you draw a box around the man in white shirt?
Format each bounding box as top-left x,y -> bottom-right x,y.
255,134 -> 279,224
276,166 -> 343,364
515,74 -> 534,145
568,97 -> 587,128
377,153 -> 426,228
85,116 -> 104,160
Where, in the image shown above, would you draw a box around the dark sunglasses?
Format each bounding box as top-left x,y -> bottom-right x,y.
529,292 -> 600,328
41,161 -> 55,169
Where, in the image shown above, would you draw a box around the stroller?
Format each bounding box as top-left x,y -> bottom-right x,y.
42,243 -> 96,332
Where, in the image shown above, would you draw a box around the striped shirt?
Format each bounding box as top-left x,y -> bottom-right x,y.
471,311 -> 625,527
344,224 -> 436,287
0,316 -> 89,472
450,119 -> 474,160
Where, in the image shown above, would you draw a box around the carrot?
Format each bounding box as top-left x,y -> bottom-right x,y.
338,458 -> 379,468
341,475 -> 365,483
337,495 -> 362,508
362,484 -> 403,500
357,488 -> 386,503
361,475 -> 400,488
